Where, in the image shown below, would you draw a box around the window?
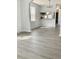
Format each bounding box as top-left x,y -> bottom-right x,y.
30,6 -> 36,21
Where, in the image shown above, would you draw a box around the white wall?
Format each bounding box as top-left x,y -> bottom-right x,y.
17,0 -> 21,33
40,0 -> 56,12
58,9 -> 61,26
30,3 -> 41,29
17,0 -> 32,33
20,0 -> 32,32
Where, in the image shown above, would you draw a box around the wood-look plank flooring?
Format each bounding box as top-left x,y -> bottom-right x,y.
17,27 -> 61,59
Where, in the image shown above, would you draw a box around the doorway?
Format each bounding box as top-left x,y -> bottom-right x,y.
56,11 -> 59,25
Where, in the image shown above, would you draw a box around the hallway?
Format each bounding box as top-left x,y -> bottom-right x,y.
17,27 -> 61,59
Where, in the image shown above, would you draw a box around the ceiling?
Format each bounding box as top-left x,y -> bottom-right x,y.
32,0 -> 61,6
32,0 -> 50,6
56,0 -> 61,4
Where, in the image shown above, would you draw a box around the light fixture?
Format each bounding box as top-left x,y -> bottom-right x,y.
44,15 -> 47,19
47,12 -> 49,14
48,0 -> 53,8
48,0 -> 51,8
47,0 -> 53,13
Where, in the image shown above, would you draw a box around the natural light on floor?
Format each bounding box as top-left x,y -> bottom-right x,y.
17,36 -> 32,40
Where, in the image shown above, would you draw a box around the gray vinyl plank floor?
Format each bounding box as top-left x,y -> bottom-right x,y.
17,27 -> 61,59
